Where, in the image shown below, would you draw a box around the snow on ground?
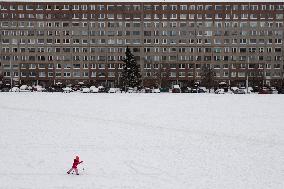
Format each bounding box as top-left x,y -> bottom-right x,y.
0,93 -> 283,189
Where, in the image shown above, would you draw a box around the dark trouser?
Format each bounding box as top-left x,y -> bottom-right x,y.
67,167 -> 79,174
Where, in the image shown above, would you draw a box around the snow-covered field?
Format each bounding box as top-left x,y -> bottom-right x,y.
0,93 -> 283,189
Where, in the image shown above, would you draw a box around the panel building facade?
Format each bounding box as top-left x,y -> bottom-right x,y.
0,1 -> 284,88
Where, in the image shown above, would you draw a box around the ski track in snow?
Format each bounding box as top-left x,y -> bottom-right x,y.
1,103 -> 282,147
0,93 -> 283,189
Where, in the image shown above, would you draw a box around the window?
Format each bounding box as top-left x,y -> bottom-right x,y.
63,72 -> 71,77
205,14 -> 212,19
26,5 -> 34,10
71,64 -> 79,69
170,72 -> 177,77
250,14 -> 257,19
180,14 -> 187,20
55,72 -> 61,77
144,14 -> 151,20
170,14 -> 177,19
46,72 -> 53,77
250,39 -> 257,44
98,72 -> 105,77
189,14 -> 195,19
82,72 -> 88,77
275,39 -> 282,44
38,72 -> 46,77
189,5 -> 195,10
89,71 -> 96,77
179,64 -> 186,69
241,5 -> 249,10
179,72 -> 185,77
1,22 -> 9,27
276,14 -> 284,20
180,5 -> 187,10
215,5 -> 223,10
16,5 -> 23,10
215,14 -> 222,19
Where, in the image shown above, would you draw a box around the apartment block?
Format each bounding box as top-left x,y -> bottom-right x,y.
0,1 -> 284,87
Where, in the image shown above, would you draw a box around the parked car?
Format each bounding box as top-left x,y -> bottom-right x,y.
90,86 -> 99,93
159,88 -> 169,93
259,87 -> 271,94
98,86 -> 106,93
72,85 -> 81,92
33,85 -> 46,92
108,88 -> 116,93
247,87 -> 254,93
181,87 -> 190,93
172,85 -> 181,93
191,87 -> 206,93
19,85 -> 31,92
152,88 -> 160,93
278,88 -> 284,94
47,86 -> 63,92
1,87 -> 10,92
215,88 -> 225,94
238,87 -> 252,94
143,88 -> 152,93
108,88 -> 121,93
10,87 -> 20,92
219,82 -> 229,92
269,87 -> 278,94
172,88 -> 181,93
46,87 -> 55,92
127,87 -> 134,93
46,86 -> 59,92
252,86 -> 260,93
62,87 -> 73,93
198,87 -> 207,93
234,89 -> 246,94
191,88 -> 198,93
81,87 -> 90,93
230,87 -> 239,93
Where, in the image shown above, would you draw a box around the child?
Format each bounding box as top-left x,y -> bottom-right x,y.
67,156 -> 83,175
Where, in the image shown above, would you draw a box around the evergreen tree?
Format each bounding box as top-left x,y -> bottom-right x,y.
121,47 -> 141,89
201,64 -> 216,92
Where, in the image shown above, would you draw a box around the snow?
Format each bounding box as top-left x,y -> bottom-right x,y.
0,93 -> 283,189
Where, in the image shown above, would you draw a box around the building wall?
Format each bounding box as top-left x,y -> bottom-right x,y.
0,2 -> 284,87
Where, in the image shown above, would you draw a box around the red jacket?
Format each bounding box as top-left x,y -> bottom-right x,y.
72,159 -> 83,168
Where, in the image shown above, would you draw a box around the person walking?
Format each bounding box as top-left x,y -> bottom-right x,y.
67,156 -> 83,175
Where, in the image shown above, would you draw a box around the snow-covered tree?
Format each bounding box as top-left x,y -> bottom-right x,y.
121,47 -> 141,89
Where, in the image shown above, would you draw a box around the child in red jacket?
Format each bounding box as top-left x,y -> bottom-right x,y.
67,156 -> 83,175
